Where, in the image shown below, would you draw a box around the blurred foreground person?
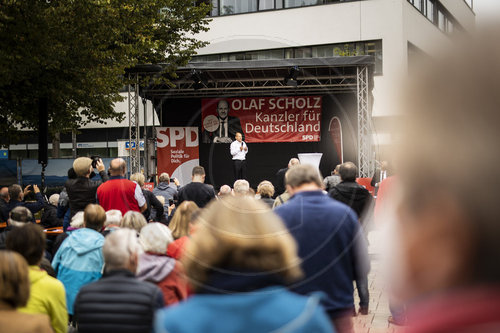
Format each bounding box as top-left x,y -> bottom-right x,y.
52,204 -> 106,316
6,224 -> 67,333
137,223 -> 188,305
0,251 -> 53,333
392,31 -> 500,333
74,228 -> 164,333
155,196 -> 333,333
275,165 -> 370,333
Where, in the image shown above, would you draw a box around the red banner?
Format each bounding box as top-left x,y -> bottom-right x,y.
201,96 -> 322,143
156,127 -> 199,186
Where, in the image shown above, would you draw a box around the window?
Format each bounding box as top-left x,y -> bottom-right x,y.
211,0 -> 219,16
438,9 -> 445,31
259,0 -> 275,10
220,0 -> 257,15
408,0 -> 459,35
426,0 -> 434,22
192,40 -> 384,75
447,20 -> 454,33
414,0 -> 422,11
284,0 -> 323,8
294,47 -> 312,58
209,0 -> 360,17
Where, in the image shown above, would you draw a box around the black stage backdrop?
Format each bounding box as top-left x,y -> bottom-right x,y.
158,94 -> 358,190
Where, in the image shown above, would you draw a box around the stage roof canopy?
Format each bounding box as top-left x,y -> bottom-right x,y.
144,55 -> 374,98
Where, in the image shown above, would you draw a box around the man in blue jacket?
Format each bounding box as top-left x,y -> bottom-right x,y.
52,204 -> 106,316
275,165 -> 370,333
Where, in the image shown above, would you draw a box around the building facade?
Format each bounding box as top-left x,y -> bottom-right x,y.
192,0 -> 475,156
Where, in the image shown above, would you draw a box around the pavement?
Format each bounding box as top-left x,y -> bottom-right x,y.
352,230 -> 399,333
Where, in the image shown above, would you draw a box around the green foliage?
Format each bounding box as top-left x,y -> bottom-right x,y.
0,0 -> 210,145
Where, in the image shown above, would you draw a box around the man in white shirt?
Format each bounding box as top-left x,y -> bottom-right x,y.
230,132 -> 248,181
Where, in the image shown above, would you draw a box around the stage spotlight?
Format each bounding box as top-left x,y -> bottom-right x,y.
284,66 -> 300,87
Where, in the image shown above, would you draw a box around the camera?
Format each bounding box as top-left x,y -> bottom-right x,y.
90,155 -> 100,168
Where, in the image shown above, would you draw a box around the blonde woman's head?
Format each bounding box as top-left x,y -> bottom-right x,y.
169,201 -> 199,240
182,196 -> 302,291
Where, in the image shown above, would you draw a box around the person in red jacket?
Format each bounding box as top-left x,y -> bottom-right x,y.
137,223 -> 188,305
97,158 -> 147,215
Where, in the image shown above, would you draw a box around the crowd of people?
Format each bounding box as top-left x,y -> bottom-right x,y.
2,34 -> 500,333
0,155 -> 375,333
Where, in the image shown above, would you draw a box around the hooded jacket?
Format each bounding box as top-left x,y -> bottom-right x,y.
152,182 -> 178,203
136,253 -> 188,306
329,181 -> 373,219
19,266 -> 67,333
154,271 -> 333,333
52,228 -> 104,315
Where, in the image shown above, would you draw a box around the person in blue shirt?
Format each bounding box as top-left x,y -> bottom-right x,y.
274,164 -> 370,333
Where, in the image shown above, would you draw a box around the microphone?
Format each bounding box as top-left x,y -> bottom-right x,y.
241,141 -> 243,147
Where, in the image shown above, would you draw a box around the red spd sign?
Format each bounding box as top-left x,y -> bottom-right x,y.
156,127 -> 199,186
201,96 -> 322,143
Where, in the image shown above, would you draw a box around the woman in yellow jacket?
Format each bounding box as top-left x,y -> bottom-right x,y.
6,223 -> 68,333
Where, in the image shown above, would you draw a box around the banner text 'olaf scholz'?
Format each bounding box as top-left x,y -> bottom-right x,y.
201,96 -> 322,143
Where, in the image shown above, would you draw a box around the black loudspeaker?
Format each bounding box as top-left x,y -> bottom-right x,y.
38,97 -> 48,165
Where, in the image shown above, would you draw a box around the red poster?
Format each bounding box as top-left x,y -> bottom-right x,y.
201,96 -> 322,143
156,127 -> 199,186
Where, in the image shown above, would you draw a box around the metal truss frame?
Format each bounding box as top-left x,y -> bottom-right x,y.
128,73 -> 141,174
356,66 -> 374,178
148,75 -> 358,98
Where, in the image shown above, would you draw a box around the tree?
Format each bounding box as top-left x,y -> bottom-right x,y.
0,0 -> 210,146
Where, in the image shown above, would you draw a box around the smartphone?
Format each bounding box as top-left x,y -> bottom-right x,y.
168,198 -> 174,206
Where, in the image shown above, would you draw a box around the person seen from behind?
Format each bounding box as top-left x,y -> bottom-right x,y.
155,196 -> 334,333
